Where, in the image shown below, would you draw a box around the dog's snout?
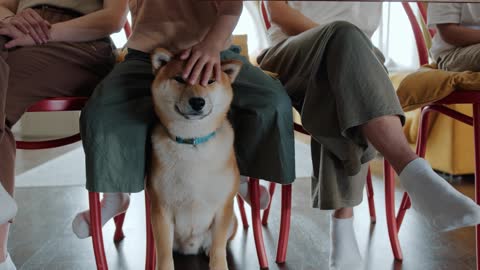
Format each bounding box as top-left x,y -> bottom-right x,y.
189,97 -> 205,111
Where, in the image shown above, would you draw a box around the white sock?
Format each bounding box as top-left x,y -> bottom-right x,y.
0,184 -> 17,225
0,253 -> 16,270
399,158 -> 480,232
72,193 -> 130,239
238,176 -> 270,210
329,215 -> 362,270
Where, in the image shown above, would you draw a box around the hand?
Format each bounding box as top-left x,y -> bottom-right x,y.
3,8 -> 51,44
180,40 -> 222,86
0,22 -> 36,48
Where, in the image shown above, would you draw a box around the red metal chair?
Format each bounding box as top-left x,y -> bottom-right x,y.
383,4 -> 480,269
229,2 -> 378,269
15,22 -> 132,270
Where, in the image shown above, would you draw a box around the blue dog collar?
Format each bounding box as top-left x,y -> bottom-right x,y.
174,131 -> 216,146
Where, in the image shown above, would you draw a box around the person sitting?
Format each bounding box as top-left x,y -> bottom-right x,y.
258,1 -> 480,269
0,1 -> 128,268
428,3 -> 480,71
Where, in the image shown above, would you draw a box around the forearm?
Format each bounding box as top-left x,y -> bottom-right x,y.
202,2 -> 242,50
437,23 -> 480,47
0,0 -> 17,20
50,2 -> 127,42
267,2 -> 317,36
0,7 -> 13,20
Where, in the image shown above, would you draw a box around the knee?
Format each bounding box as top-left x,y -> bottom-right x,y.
329,21 -> 367,44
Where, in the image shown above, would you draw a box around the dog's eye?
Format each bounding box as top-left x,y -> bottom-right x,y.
207,80 -> 216,85
174,76 -> 186,84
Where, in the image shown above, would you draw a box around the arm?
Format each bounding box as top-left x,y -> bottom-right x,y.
49,0 -> 128,42
182,1 -> 243,86
0,0 -> 16,20
203,1 -> 243,52
436,23 -> 480,47
266,1 -> 317,36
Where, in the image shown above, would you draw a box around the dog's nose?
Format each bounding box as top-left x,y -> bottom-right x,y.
189,97 -> 205,112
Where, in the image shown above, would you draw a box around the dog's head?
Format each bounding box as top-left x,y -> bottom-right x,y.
151,48 -> 242,137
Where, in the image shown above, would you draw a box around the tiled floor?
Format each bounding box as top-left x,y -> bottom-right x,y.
7,144 -> 478,270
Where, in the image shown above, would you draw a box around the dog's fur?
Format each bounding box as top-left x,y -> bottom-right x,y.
147,48 -> 242,270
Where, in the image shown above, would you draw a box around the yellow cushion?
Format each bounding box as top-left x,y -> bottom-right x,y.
397,64 -> 480,112
232,34 -> 249,59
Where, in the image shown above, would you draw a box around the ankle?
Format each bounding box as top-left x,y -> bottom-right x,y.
392,155 -> 418,174
333,208 -> 353,219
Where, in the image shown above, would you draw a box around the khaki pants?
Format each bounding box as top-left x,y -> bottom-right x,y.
0,7 -> 115,197
437,43 -> 480,72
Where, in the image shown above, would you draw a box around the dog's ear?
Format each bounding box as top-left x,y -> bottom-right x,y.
221,60 -> 243,83
151,48 -> 173,74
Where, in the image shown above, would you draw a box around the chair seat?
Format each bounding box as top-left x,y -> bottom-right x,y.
26,97 -> 88,112
437,90 -> 480,105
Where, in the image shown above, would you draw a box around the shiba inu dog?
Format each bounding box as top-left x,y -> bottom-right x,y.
147,48 -> 242,270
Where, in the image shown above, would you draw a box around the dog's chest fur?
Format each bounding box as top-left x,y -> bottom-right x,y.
149,122 -> 237,253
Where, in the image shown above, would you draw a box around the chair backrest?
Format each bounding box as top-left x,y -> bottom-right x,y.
402,3 -> 430,66
260,1 -> 271,30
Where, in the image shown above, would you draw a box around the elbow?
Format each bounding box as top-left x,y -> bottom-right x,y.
104,12 -> 128,34
437,24 -> 464,47
108,18 -> 127,34
218,2 -> 243,16
441,33 -> 464,47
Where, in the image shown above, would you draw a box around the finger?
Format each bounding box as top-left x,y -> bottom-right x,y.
180,48 -> 191,60
201,62 -> 213,86
23,13 -> 47,42
214,62 -> 221,82
183,51 -> 200,79
189,57 -> 208,85
5,39 -> 18,49
26,10 -> 50,40
0,27 -> 9,36
10,19 -> 29,34
17,18 -> 41,44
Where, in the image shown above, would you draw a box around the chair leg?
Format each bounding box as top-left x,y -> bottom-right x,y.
396,193 -> 411,230
89,192 -> 108,270
396,106 -> 431,230
145,192 -> 156,270
249,178 -> 269,269
276,184 -> 292,264
384,161 -> 403,261
236,196 -> 249,229
113,213 -> 126,242
472,104 -> 480,270
262,183 -> 276,225
365,167 -> 376,224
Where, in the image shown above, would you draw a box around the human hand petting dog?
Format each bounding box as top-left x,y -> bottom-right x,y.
180,39 -> 222,87
0,8 -> 51,48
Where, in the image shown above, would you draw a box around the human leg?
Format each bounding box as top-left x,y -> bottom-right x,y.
221,48 -> 295,209
437,43 -> 480,72
73,49 -> 156,237
0,20 -> 114,262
